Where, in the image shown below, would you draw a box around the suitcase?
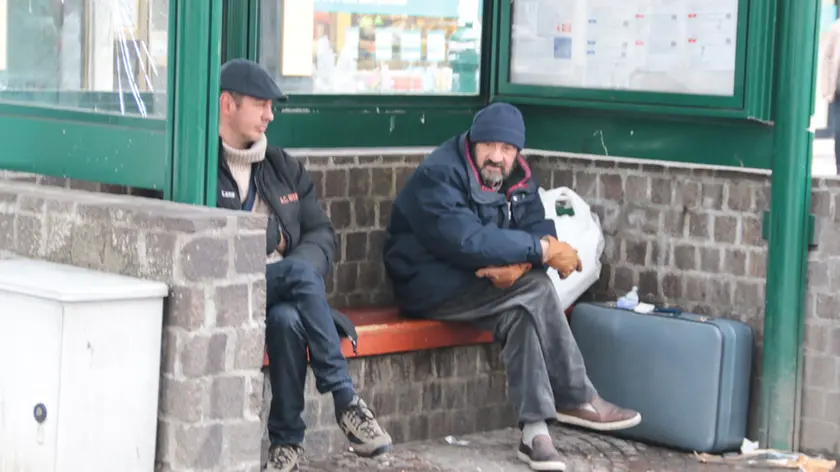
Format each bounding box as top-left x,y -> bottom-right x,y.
568,302 -> 754,453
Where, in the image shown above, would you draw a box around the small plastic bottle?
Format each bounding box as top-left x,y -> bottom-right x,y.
616,286 -> 640,310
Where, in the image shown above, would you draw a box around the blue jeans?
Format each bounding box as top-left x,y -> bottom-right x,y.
264,257 -> 353,446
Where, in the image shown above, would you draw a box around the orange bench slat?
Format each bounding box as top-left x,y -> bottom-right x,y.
261,304 -> 575,367
262,306 -> 492,366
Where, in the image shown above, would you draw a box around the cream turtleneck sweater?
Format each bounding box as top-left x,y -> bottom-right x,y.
222,135 -> 283,261
221,134 -> 270,216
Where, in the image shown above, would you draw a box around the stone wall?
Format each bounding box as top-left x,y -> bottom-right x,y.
800,178 -> 840,456
262,344 -> 513,459
0,180 -> 267,472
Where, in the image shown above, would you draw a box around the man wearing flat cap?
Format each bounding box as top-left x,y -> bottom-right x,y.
215,58 -> 392,472
383,102 -> 641,471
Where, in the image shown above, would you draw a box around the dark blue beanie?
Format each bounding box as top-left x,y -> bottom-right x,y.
469,102 -> 526,150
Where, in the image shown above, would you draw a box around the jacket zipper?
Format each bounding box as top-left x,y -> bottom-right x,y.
254,164 -> 293,250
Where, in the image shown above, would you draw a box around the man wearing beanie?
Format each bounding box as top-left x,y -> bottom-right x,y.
383,102 -> 640,471
215,59 -> 392,472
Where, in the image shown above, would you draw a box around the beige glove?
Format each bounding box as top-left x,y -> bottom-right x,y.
542,236 -> 582,278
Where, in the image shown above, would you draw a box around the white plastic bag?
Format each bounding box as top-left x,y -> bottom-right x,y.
538,186 -> 606,311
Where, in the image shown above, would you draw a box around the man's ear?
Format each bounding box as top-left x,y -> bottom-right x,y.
219,93 -> 228,114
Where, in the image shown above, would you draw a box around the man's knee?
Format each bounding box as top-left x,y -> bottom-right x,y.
266,303 -> 305,339
520,269 -> 555,294
267,257 -> 325,289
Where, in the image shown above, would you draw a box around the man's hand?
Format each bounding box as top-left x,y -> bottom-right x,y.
541,236 -> 583,278
476,263 -> 532,289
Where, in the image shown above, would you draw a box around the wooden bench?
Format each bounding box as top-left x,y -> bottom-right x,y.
262,305 -> 574,366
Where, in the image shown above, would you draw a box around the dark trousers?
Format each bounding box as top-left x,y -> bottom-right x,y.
264,257 -> 353,446
422,270 -> 597,424
832,95 -> 840,174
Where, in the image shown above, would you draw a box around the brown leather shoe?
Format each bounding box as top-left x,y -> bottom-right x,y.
556,395 -> 641,431
517,435 -> 566,471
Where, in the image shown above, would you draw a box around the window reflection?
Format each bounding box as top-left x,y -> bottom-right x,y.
0,0 -> 168,117
259,0 -> 483,95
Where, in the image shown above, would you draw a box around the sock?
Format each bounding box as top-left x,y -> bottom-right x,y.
333,387 -> 356,412
522,421 -> 550,448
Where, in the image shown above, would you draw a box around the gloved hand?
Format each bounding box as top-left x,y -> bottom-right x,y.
475,263 -> 532,289
541,236 -> 583,278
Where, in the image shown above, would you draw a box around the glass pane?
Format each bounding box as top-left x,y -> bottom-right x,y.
508,0 -> 739,97
0,0 -> 169,117
259,0 -> 483,95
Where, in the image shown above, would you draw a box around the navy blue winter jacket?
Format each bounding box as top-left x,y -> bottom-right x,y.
383,132 -> 557,315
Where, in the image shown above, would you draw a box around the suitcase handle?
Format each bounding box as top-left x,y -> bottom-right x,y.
653,307 -> 683,317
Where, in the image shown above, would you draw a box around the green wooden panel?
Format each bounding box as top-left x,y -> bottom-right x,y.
0,105 -> 167,189
494,0 -> 766,117
515,103 -> 774,169
267,104 -> 483,148
0,91 -> 160,116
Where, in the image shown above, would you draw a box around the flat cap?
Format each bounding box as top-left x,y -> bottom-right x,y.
220,58 -> 287,101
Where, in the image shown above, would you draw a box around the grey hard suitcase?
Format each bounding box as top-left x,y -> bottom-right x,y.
569,302 -> 754,453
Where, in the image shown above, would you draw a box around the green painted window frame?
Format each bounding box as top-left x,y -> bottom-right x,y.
0,0 -> 226,204
0,102 -> 169,191
493,0 -> 776,120
0,0 -> 180,194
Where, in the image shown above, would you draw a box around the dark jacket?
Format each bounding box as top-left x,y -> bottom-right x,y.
383,132 -> 556,315
217,142 -> 337,278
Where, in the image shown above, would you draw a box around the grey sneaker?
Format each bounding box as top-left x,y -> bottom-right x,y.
265,444 -> 302,472
517,435 -> 566,471
336,396 -> 393,457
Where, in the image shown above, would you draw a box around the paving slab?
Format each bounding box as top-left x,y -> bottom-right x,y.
299,426 -> 782,472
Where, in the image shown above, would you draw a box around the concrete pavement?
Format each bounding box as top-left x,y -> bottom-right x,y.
297,426 -> 784,472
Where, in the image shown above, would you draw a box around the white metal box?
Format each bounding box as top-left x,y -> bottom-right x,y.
0,258 -> 168,472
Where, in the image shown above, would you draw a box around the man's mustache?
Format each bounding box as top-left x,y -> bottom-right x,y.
482,161 -> 503,170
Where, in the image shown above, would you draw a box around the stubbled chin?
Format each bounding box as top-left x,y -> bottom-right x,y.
481,172 -> 503,189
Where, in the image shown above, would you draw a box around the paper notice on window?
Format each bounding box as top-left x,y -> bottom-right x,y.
508,0 -> 740,96
510,0 -> 576,82
636,3 -> 686,72
426,30 -> 446,62
536,0 -> 576,37
686,0 -> 738,71
281,0 -> 315,76
584,0 -> 636,88
343,27 -> 360,60
375,28 -> 393,61
401,31 -> 422,62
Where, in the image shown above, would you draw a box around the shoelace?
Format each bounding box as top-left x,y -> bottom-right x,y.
344,403 -> 382,438
270,445 -> 300,465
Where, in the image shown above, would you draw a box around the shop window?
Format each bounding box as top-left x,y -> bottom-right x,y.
0,0 -> 168,117
259,0 -> 483,95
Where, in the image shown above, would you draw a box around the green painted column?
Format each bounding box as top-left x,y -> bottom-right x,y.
223,0 -> 260,61
167,0 -> 223,206
760,0 -> 820,451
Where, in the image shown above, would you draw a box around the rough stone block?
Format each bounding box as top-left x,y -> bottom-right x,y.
234,234 -> 265,275
180,333 -> 228,378
216,284 -> 250,327
211,376 -> 246,419
180,237 -> 230,281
